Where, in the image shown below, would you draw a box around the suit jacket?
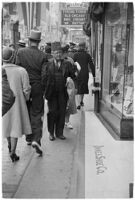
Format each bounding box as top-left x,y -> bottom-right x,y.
15,46 -> 48,86
42,58 -> 76,98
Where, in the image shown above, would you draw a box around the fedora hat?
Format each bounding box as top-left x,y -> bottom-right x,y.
18,40 -> 26,47
28,30 -> 41,41
2,47 -> 14,62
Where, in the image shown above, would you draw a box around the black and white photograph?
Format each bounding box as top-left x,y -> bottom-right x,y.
1,1 -> 134,198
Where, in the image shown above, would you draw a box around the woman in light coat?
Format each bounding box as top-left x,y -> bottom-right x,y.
2,47 -> 32,162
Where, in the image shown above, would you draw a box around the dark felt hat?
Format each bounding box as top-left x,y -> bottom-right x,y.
28,30 -> 41,41
2,47 -> 14,62
61,44 -> 70,53
69,42 -> 76,46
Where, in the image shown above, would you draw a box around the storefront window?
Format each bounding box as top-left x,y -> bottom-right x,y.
102,3 -> 133,118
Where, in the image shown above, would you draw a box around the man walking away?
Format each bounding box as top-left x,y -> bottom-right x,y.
16,30 -> 48,156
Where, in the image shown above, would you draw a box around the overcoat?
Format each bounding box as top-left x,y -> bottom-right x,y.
2,64 -> 32,138
2,68 -> 15,116
73,49 -> 95,94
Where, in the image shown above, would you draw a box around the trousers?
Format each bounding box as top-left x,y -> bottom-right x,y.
26,82 -> 44,144
47,91 -> 67,137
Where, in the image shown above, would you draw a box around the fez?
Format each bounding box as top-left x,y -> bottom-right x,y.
51,42 -> 61,51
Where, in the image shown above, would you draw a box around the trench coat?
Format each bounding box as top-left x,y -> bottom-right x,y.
2,64 -> 32,138
73,49 -> 95,94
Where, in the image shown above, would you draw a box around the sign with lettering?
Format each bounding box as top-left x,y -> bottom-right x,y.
60,3 -> 89,9
61,9 -> 87,26
93,145 -> 107,175
65,3 -> 89,9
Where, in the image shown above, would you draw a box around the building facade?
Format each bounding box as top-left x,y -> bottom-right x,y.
86,3 -> 134,140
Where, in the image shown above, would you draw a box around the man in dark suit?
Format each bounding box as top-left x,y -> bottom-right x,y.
42,42 -> 76,141
16,30 -> 48,156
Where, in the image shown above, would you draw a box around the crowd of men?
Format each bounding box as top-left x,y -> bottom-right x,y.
2,29 -> 95,162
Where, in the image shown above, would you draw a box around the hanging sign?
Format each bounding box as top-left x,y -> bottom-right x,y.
61,9 -> 87,26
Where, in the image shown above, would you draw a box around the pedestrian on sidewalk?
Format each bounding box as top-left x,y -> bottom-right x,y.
45,44 -> 53,61
2,68 -> 15,116
11,40 -> 26,64
42,42 -> 76,141
2,47 -> 32,162
61,45 -> 78,129
68,42 -> 77,59
73,42 -> 95,109
16,30 -> 48,156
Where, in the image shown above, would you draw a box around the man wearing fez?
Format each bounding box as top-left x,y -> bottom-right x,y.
42,42 -> 76,141
16,30 -> 48,156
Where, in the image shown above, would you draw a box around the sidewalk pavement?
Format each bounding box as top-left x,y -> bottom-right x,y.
13,110 -> 82,198
85,111 -> 134,198
2,78 -> 94,199
2,78 -> 133,198
2,136 -> 34,198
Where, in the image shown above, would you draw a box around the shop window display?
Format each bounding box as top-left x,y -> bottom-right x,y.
103,3 -> 133,118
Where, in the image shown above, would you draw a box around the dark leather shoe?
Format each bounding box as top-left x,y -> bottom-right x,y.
77,105 -> 81,110
32,141 -> 43,156
49,135 -> 55,141
57,135 -> 66,140
80,101 -> 84,106
10,153 -> 20,162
